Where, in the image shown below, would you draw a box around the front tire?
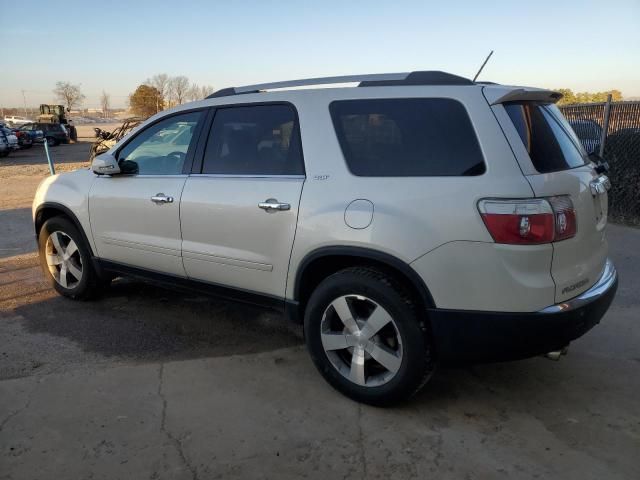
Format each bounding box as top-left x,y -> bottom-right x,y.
38,216 -> 102,299
304,267 -> 435,406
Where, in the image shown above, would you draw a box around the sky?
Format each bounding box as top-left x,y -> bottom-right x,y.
1,0 -> 639,109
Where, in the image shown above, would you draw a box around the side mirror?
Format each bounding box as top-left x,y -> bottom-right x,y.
92,153 -> 121,175
119,160 -> 139,174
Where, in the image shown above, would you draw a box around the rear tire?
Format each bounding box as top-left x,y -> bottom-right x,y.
38,216 -> 103,300
46,137 -> 58,147
304,267 -> 435,406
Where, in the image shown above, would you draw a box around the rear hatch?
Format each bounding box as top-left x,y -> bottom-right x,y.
498,98 -> 609,303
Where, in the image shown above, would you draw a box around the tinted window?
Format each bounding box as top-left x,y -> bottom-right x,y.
504,103 -> 587,173
118,111 -> 202,175
330,99 -> 485,176
202,104 -> 303,175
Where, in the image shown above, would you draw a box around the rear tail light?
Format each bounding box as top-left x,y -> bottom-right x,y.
548,196 -> 577,241
478,197 -> 576,245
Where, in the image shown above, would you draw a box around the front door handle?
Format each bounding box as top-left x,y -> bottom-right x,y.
151,193 -> 174,204
258,198 -> 290,212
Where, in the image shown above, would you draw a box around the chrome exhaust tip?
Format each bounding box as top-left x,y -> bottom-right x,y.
544,346 -> 569,361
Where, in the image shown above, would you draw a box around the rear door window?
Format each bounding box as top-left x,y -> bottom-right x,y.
201,104 -> 304,175
504,103 -> 588,173
329,98 -> 485,176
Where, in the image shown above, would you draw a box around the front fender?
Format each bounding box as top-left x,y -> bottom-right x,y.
32,169 -> 97,254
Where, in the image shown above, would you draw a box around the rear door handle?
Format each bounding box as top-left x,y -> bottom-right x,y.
258,198 -> 290,212
151,193 -> 174,204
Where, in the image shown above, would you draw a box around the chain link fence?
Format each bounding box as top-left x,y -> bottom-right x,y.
561,101 -> 640,225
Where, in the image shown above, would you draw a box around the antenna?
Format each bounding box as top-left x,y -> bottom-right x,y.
472,50 -> 494,82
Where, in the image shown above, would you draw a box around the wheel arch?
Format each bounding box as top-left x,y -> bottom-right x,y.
35,202 -> 95,257
289,246 -> 436,324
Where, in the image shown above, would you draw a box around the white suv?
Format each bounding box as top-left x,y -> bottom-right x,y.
32,71 -> 618,405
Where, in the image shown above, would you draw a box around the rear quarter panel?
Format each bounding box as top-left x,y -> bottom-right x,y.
284,87 -> 544,308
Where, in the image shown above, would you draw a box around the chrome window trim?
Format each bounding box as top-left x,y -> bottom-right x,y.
100,174 -> 189,179
188,174 -> 306,179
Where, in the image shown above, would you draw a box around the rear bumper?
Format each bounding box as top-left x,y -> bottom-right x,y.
429,260 -> 618,364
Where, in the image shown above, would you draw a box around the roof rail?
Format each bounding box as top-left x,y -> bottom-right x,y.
359,71 -> 474,87
206,71 -> 474,99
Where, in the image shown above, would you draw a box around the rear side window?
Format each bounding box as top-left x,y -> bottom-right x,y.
202,104 -> 304,175
329,98 -> 485,176
504,103 -> 587,173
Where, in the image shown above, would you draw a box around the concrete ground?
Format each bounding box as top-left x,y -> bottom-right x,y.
0,143 -> 638,479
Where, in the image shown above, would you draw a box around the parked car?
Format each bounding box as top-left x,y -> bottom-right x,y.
0,128 -> 10,157
15,129 -> 33,148
22,122 -> 69,146
568,119 -> 602,154
1,126 -> 19,150
4,115 -> 32,127
15,123 -> 45,145
7,126 -> 35,149
32,71 -> 618,405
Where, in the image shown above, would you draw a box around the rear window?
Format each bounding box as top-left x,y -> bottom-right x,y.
504,102 -> 587,173
330,98 -> 485,176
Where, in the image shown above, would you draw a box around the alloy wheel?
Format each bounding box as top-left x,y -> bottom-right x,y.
320,294 -> 403,387
45,231 -> 83,288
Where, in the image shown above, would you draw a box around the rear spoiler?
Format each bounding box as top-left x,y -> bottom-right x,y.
483,86 -> 563,105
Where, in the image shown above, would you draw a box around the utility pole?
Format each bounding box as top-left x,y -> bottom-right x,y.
21,90 -> 28,117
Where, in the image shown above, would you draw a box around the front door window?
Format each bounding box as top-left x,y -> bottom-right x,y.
118,111 -> 202,175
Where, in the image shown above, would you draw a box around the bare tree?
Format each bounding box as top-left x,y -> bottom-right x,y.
186,83 -> 202,102
146,73 -> 170,105
53,81 -> 86,111
100,91 -> 111,118
168,76 -> 190,105
200,85 -> 214,99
